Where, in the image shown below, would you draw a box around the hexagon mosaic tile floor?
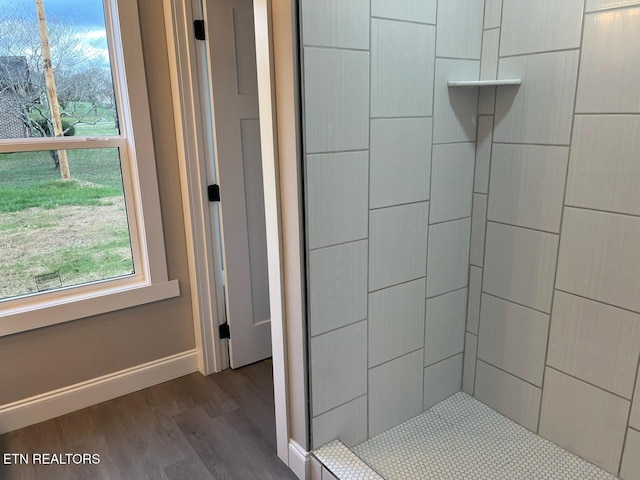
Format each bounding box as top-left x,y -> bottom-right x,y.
315,392 -> 618,480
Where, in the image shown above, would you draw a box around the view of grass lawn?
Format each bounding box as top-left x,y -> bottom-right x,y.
0,134 -> 134,300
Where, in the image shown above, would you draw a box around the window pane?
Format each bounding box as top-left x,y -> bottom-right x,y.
0,0 -> 119,140
0,148 -> 134,300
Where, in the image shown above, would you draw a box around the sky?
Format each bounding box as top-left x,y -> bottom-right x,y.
0,0 -> 110,64
1,0 -> 107,29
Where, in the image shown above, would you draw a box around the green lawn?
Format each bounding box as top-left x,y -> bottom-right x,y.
0,135 -> 134,300
0,148 -> 124,212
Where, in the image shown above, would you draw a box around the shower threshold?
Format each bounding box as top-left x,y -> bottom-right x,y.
313,392 -> 617,480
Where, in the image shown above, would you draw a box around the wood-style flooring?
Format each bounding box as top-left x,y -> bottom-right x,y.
0,359 -> 297,480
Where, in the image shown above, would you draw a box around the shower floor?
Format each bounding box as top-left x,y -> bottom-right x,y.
314,392 -> 617,480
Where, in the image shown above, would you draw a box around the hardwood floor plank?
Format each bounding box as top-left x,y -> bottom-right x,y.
0,360 -> 292,480
163,455 -> 216,480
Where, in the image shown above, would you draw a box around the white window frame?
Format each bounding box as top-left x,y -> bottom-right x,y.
0,0 -> 179,337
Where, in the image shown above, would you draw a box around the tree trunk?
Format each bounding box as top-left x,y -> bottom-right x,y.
35,0 -> 70,180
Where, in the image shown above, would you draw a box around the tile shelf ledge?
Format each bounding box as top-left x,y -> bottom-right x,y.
447,79 -> 522,87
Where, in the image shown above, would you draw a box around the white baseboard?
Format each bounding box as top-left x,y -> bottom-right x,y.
289,439 -> 311,480
0,349 -> 199,434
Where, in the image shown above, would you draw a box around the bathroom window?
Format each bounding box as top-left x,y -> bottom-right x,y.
0,0 -> 178,335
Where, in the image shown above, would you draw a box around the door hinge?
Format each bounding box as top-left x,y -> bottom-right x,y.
194,20 -> 206,40
208,184 -> 220,202
219,322 -> 230,339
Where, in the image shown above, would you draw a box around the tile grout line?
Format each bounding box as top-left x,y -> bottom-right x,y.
366,0 -> 372,443
308,237 -> 368,254
536,0 -> 587,435
474,0 -> 503,397
618,338 -> 640,475
371,347 -> 426,372
425,351 -> 465,371
311,394 -> 369,421
485,218 -> 561,236
310,318 -> 370,340
369,199 -> 430,212
477,358 -> 542,390
303,44 -> 369,53
481,291 -> 551,316
423,0 -> 439,413
554,288 -> 640,317
564,204 -> 640,221
370,15 -> 436,27
463,0 -> 487,397
427,285 -> 468,302
369,276 -> 427,296
498,46 -> 581,60
545,365 -> 634,404
428,215 -> 472,227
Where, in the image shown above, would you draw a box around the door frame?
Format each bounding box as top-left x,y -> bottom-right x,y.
163,0 -> 309,470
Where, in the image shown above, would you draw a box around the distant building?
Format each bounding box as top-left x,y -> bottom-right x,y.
0,56 -> 31,139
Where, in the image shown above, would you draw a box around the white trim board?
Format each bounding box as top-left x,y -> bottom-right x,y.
289,439 -> 312,480
0,349 -> 198,434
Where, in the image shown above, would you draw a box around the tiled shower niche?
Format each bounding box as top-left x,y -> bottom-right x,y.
301,0 -> 640,479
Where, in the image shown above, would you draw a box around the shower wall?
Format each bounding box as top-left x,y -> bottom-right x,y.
463,0 -> 640,476
300,0 -> 483,449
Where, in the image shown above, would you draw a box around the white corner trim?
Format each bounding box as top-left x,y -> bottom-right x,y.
289,439 -> 311,480
0,349 -> 198,435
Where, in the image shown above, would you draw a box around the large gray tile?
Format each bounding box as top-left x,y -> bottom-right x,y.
436,0 -> 484,59
470,194 -> 487,266
488,144 -> 569,233
369,350 -> 424,436
372,0 -> 436,23
567,115 -> 640,216
495,50 -> 580,145
484,222 -> 559,313
475,116 -> 493,194
430,143 -> 475,223
475,360 -> 541,431
311,321 -> 368,415
427,218 -> 471,298
301,0 -> 369,49
621,428 -> 640,480
369,279 -> 426,367
480,29 -> 499,81
307,152 -> 369,249
500,0 -> 583,56
548,291 -> 640,399
586,0 -> 640,11
312,396 -> 368,448
371,19 -> 435,118
370,118 -> 432,209
423,354 -> 463,410
577,8 -> 640,113
484,0 -> 503,28
539,368 -> 630,474
462,333 -> 478,395
424,288 -> 468,366
466,266 -> 482,334
433,59 -> 480,144
369,202 -> 429,291
556,208 -> 640,313
309,241 -> 368,337
304,47 -> 369,153
478,294 -> 550,386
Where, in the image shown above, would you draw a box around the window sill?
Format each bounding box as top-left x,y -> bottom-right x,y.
0,279 -> 180,337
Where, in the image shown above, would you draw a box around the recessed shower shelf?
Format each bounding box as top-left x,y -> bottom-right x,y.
447,79 -> 522,87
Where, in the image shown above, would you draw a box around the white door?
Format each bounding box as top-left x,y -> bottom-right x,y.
204,0 -> 271,368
